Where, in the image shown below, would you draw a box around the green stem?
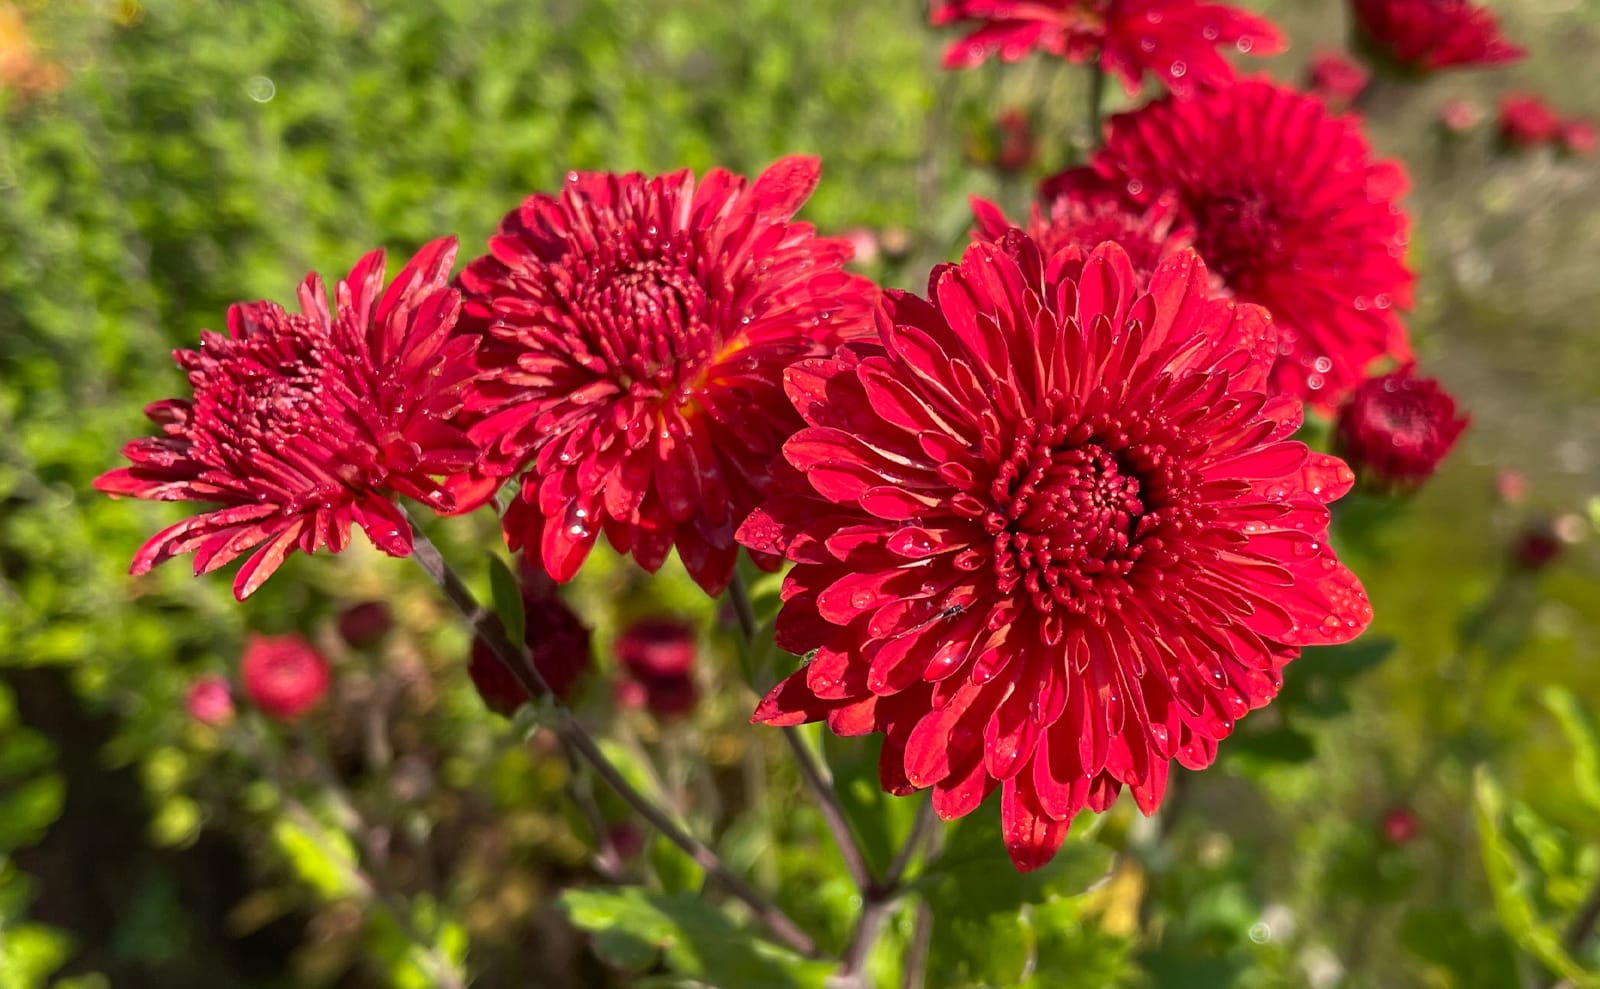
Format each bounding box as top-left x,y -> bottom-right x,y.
405,513 -> 819,958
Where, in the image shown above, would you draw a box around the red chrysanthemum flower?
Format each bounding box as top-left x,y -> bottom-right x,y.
1306,50 -> 1370,110
1045,78 -> 1415,407
930,0 -> 1284,97
1497,92 -> 1562,148
970,186 -> 1195,287
96,239 -> 479,600
242,634 -> 331,722
469,557 -> 593,715
1348,0 -> 1524,73
739,235 -> 1372,871
455,157 -> 878,595
1334,364 -> 1468,490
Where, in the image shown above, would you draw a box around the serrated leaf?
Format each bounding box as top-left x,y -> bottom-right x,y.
486,553 -> 526,648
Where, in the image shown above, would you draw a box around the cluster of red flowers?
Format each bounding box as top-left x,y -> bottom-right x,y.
107,0 -> 1510,872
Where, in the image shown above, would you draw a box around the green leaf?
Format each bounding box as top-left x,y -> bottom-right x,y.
0,922 -> 72,989
920,801 -> 1115,986
560,887 -> 831,989
648,830 -> 707,896
486,553 -> 526,649
271,816 -> 358,900
1397,906 -> 1519,989
1543,686 -> 1600,814
1473,767 -> 1598,988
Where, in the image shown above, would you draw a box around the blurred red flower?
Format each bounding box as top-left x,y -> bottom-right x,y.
1438,97 -> 1484,133
96,240 -> 480,600
469,558 -> 592,715
1335,365 -> 1468,490
1306,50 -> 1369,110
1045,78 -> 1415,408
1381,805 -> 1421,845
993,108 -> 1037,174
186,676 -> 235,726
970,185 -> 1195,286
1348,0 -> 1524,73
1561,118 -> 1597,157
455,157 -> 879,595
740,235 -> 1371,871
614,619 -> 699,719
1512,524 -> 1563,572
336,601 -> 393,649
1498,93 -> 1562,148
930,0 -> 1284,97
242,634 -> 331,721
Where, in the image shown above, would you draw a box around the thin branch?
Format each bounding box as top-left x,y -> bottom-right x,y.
405,513 -> 818,959
728,574 -> 875,892
1086,58 -> 1107,144
837,799 -> 942,986
901,902 -> 934,989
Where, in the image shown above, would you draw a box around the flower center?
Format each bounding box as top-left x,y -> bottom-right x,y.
1194,191 -> 1284,285
985,424 -> 1147,616
582,258 -> 716,395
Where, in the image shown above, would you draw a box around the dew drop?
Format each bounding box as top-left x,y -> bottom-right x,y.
1313,356 -> 1333,373
1169,60 -> 1187,78
1236,37 -> 1254,53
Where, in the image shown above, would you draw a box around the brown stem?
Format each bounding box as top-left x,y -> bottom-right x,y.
404,514 -> 818,958
836,800 -> 941,985
728,573 -> 875,892
901,901 -> 935,989
1086,58 -> 1107,144
729,566 -> 876,889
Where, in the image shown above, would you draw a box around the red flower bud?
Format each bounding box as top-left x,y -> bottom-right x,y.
1512,524 -> 1563,572
1307,51 -> 1369,110
1561,118 -> 1597,157
1438,98 -> 1483,134
1335,365 -> 1469,490
336,601 -> 392,649
469,559 -> 591,716
186,675 -> 235,726
242,634 -> 330,722
1498,93 -> 1562,149
1381,805 -> 1421,845
617,619 -> 696,680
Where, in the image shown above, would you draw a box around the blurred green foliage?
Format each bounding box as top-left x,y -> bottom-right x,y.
1,0 -> 1598,986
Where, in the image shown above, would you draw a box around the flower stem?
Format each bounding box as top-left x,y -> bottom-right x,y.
836,800 -> 940,985
727,572 -> 872,891
1086,59 -> 1107,144
404,513 -> 819,959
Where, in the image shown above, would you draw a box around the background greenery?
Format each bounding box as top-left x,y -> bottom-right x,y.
1,0 -> 1597,986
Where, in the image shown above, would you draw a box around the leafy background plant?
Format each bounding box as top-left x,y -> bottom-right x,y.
1,0 -> 1597,986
